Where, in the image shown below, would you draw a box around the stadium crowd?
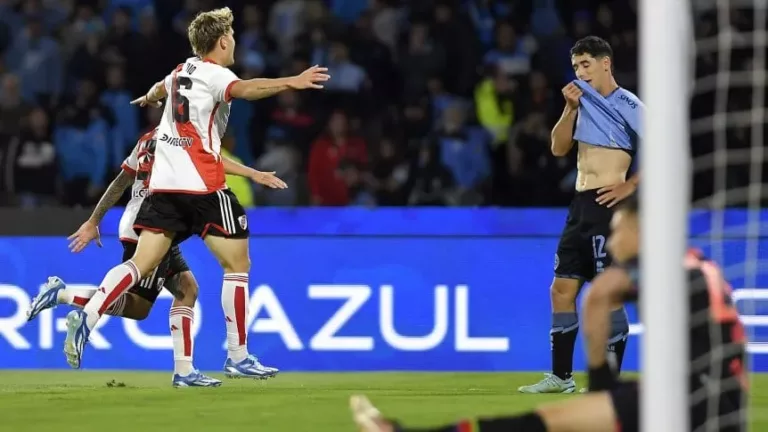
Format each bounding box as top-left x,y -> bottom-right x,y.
0,0 -> 641,208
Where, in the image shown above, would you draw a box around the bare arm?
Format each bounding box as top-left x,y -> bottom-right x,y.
228,65 -> 330,101
88,170 -> 134,224
228,77 -> 295,101
222,156 -> 288,189
145,80 -> 168,103
583,268 -> 632,390
131,80 -> 167,107
550,106 -> 578,156
222,155 -> 259,178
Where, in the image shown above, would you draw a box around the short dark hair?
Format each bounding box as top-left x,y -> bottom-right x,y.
570,36 -> 613,60
618,192 -> 639,215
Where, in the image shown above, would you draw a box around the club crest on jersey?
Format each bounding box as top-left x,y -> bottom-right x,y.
238,215 -> 248,230
159,133 -> 193,148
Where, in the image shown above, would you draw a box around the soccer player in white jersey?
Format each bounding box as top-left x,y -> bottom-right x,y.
61,7 -> 329,376
29,127 -> 280,385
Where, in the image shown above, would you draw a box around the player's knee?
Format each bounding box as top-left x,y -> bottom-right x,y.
216,248 -> 250,273
123,296 -> 152,320
551,278 -> 580,310
176,271 -> 199,306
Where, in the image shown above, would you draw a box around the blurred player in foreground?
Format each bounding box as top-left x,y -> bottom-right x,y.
27,127 -> 278,385
62,7 -> 328,376
351,194 -> 747,432
520,36 -> 642,394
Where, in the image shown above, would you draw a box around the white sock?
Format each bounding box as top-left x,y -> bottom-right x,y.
169,306 -> 195,376
83,261 -> 140,329
222,273 -> 249,362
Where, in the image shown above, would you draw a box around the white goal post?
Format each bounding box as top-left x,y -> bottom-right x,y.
640,0 -> 692,430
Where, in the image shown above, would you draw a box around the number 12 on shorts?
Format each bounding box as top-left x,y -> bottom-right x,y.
592,235 -> 607,273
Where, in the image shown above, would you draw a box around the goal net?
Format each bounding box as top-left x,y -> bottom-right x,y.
642,0 -> 763,430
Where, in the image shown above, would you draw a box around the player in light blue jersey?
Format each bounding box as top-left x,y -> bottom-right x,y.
518,36 -> 642,394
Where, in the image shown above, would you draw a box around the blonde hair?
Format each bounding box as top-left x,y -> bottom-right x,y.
187,7 -> 234,57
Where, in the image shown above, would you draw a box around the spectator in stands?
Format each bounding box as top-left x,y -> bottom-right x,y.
5,17 -> 62,105
400,96 -> 432,151
3,107 -> 57,208
54,79 -> 109,207
369,137 -> 409,206
465,0 -> 512,49
0,74 -> 31,136
474,68 -> 514,147
269,0 -> 305,57
399,22 -> 445,97
101,65 -> 137,165
255,131 -> 300,207
349,10 -> 397,102
427,76 -> 463,123
103,7 -> 134,67
431,1 -> 480,96
483,21 -> 532,77
269,90 -> 317,154
68,33 -> 106,85
408,143 -> 455,206
239,5 -> 275,74
308,110 -> 368,206
436,103 -> 491,204
325,40 -> 368,94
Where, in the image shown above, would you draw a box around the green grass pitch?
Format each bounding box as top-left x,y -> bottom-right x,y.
0,371 -> 765,431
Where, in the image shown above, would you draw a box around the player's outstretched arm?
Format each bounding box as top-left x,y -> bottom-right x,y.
68,170 -> 134,252
582,267 -> 632,390
222,156 -> 288,189
130,80 -> 167,107
228,65 -> 330,101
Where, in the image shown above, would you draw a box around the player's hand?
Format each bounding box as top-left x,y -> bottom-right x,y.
562,82 -> 583,109
68,220 -> 102,253
596,181 -> 637,208
130,94 -> 163,108
289,65 -> 331,90
251,171 -> 288,189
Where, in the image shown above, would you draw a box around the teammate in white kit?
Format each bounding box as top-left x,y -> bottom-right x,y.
61,7 -> 329,376
30,127 -> 278,385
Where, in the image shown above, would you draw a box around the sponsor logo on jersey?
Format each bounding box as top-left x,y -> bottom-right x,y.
159,133 -> 193,148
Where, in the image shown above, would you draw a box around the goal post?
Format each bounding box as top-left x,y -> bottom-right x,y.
640,0 -> 692,430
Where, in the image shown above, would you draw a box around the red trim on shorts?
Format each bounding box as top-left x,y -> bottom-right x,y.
224,80 -> 240,102
615,420 -> 622,432
201,222 -> 229,238
121,163 -> 137,175
133,224 -> 165,234
149,188 -> 213,195
119,237 -> 138,244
